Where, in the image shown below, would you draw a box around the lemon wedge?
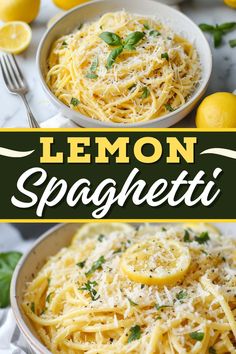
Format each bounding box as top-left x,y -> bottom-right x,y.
72,222 -> 133,245
121,239 -> 191,286
0,21 -> 32,54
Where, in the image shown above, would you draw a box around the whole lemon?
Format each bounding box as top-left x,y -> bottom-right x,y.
196,92 -> 236,128
53,0 -> 89,10
224,0 -> 236,8
0,0 -> 40,23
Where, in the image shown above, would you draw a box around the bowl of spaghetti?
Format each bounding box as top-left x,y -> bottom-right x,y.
11,222 -> 236,353
37,0 -> 212,127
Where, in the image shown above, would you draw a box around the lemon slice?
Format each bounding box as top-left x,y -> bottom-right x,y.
121,239 -> 191,286
0,22 -> 32,54
72,222 -> 134,245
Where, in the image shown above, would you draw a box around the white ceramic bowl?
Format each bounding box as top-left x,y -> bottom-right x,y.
37,0 -> 212,128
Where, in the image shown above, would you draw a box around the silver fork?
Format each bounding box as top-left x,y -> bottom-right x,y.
0,54 -> 40,128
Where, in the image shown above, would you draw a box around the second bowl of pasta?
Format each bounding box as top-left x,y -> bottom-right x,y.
37,0 -> 212,127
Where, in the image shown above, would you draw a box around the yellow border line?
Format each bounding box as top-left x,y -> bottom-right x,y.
1,219 -> 236,223
0,128 -> 236,132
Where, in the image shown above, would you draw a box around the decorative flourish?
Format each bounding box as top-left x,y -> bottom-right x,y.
201,148 -> 236,159
0,147 -> 34,158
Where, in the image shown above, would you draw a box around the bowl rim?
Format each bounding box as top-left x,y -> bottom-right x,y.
36,0 -> 212,127
10,223 -> 69,354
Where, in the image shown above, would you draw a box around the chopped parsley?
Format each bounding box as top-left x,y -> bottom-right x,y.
70,97 -> 80,106
143,23 -> 150,30
85,72 -> 98,79
141,86 -> 150,99
194,232 -> 210,244
165,103 -> 174,112
61,41 -> 68,47
161,52 -> 169,60
76,260 -> 86,268
189,331 -> 204,341
176,290 -> 187,301
149,30 -> 161,37
85,256 -> 106,277
128,325 -> 141,343
184,230 -> 191,242
30,302 -> 35,313
79,280 -> 100,301
98,234 -> 105,242
127,297 -> 138,306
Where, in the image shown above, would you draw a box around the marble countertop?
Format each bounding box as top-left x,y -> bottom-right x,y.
0,0 -> 235,128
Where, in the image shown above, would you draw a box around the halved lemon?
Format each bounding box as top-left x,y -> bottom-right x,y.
121,239 -> 191,286
224,0 -> 236,8
72,222 -> 134,245
0,22 -> 32,54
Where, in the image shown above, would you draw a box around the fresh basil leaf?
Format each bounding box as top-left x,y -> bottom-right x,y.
161,52 -> 169,60
218,22 -> 236,32
229,39 -> 236,48
127,297 -> 138,306
194,232 -> 210,244
128,325 -> 141,343
90,57 -> 98,73
0,252 -> 22,308
85,72 -> 98,79
199,23 -> 215,32
140,86 -> 150,99
123,31 -> 145,48
189,331 -> 204,341
155,304 -> 172,310
99,32 -> 122,46
149,30 -> 161,37
85,256 -> 106,276
213,30 -> 222,48
107,46 -> 123,68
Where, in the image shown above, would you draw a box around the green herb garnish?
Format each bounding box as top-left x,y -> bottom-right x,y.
161,52 -> 169,60
143,23 -> 150,30
100,31 -> 145,68
165,103 -> 174,112
189,331 -> 204,341
128,325 -> 141,343
229,39 -> 236,48
46,292 -> 53,303
30,302 -> 35,313
184,230 -> 191,243
141,86 -> 150,99
98,234 -> 105,242
155,304 -> 172,310
85,72 -> 98,79
77,260 -> 86,268
62,41 -> 68,47
79,280 -> 100,301
107,46 -> 124,68
149,30 -> 161,37
70,97 -> 80,106
176,290 -> 187,301
85,256 -> 106,276
127,297 -> 138,306
0,252 -> 22,308
194,232 -> 210,244
90,57 -> 98,73
199,22 -> 236,48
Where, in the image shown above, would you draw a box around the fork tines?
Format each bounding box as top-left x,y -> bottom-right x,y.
0,53 -> 28,93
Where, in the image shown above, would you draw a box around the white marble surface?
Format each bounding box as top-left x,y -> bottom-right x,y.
0,0 -> 235,128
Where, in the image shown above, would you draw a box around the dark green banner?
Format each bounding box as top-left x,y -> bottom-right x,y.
0,129 -> 235,220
